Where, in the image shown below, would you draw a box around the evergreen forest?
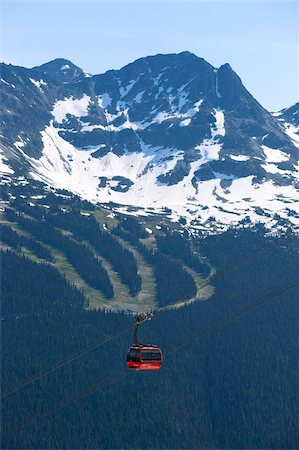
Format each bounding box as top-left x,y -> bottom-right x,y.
1,182 -> 298,449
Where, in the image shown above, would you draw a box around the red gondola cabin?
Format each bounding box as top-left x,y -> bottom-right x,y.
127,345 -> 163,370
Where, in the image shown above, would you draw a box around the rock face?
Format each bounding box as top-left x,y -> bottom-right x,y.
32,58 -> 87,83
0,52 -> 298,231
279,102 -> 299,127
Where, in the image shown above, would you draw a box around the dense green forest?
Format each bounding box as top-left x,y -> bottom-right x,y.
155,230 -> 210,277
113,220 -> 199,306
43,208 -> 142,296
0,223 -> 54,262
4,209 -> 114,299
3,199 -> 202,307
1,213 -> 298,449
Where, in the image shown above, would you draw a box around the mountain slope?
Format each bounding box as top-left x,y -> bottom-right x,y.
0,52 -> 298,232
2,228 -> 297,449
32,58 -> 88,83
273,102 -> 299,150
0,181 -> 213,312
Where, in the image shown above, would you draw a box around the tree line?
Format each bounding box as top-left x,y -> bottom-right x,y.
1,227 -> 297,449
4,209 -> 114,300
112,222 -> 198,306
0,223 -> 54,262
44,209 -> 142,297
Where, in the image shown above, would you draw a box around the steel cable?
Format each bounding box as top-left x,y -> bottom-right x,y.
1,324 -> 132,400
1,234 -> 288,400
3,277 -> 298,438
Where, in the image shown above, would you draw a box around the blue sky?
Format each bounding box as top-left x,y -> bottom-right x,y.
0,1 -> 297,111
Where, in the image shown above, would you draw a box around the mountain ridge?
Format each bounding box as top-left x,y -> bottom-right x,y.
0,51 -> 298,233
31,58 -> 88,83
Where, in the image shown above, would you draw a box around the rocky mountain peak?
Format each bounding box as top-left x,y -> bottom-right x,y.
32,58 -> 86,83
0,52 -> 298,233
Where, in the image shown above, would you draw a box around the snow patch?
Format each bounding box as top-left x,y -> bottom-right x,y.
212,109 -> 225,137
98,93 -> 112,108
106,109 -> 139,132
261,163 -> 299,178
175,78 -> 196,110
186,99 -> 203,117
262,145 -> 289,163
0,150 -> 14,174
283,123 -> 299,149
1,78 -> 11,86
180,118 -> 191,127
134,91 -> 145,103
119,80 -> 136,98
30,122 -> 153,199
52,95 -> 90,123
29,78 -> 47,91
192,109 -> 225,166
151,99 -> 203,126
81,124 -> 106,133
14,141 -> 25,149
230,155 -> 250,161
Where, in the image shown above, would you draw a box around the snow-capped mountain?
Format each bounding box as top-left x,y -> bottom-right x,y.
0,52 -> 298,231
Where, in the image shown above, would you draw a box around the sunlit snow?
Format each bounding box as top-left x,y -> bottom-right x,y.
283,123 -> 299,149
52,95 -> 91,123
29,78 -> 47,91
21,99 -> 299,233
1,78 -> 10,86
0,150 -> 14,174
262,145 -> 289,163
230,155 -> 250,161
14,141 -> 25,150
180,118 -> 191,127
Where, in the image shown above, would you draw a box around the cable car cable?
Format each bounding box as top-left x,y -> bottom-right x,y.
3,369 -> 131,438
152,233 -> 289,314
1,233 -> 288,399
3,277 -> 297,438
1,324 -> 132,400
166,277 -> 299,357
